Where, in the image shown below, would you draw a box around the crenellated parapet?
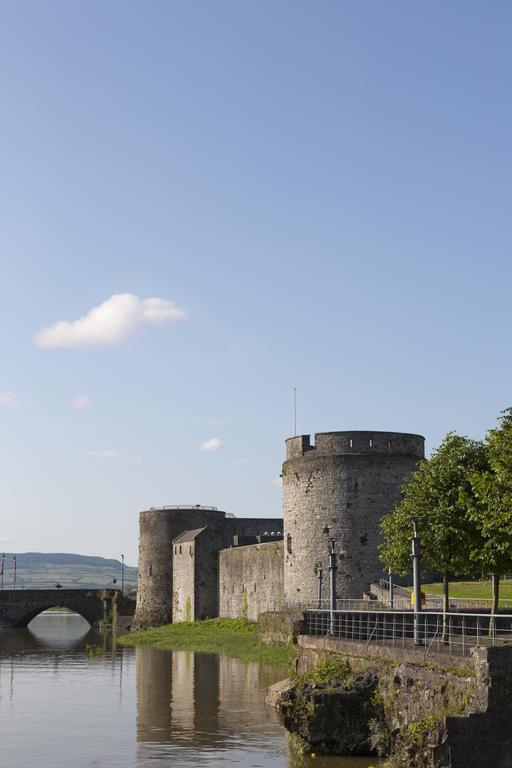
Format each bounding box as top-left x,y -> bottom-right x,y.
285,431 -> 424,460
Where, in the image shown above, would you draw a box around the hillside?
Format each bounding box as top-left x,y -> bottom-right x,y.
0,552 -> 138,590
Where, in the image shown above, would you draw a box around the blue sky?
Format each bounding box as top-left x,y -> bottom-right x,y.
1,2 -> 511,564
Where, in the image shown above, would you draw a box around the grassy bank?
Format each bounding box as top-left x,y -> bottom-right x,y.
118,618 -> 293,667
421,579 -> 512,605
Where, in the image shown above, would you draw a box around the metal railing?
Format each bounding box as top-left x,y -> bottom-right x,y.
376,579 -> 512,610
302,608 -> 512,656
284,599 -> 388,612
148,505 -> 219,511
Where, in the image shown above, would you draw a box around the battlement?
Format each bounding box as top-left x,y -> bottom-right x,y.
285,431 -> 425,460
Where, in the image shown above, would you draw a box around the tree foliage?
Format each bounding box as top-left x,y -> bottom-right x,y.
381,409 -> 512,618
380,433 -> 489,588
466,408 -> 512,612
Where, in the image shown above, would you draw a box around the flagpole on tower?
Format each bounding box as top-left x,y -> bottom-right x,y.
293,387 -> 297,436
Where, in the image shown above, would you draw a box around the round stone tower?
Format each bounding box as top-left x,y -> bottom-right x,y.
282,431 -> 424,605
134,505 -> 226,629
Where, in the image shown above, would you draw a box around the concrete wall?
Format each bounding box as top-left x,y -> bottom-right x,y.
283,431 -> 424,605
219,541 -> 284,622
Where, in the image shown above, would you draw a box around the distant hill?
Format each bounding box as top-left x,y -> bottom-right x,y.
0,552 -> 138,590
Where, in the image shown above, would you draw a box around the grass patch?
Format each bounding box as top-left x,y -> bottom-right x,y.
296,655 -> 352,685
421,579 -> 512,606
118,618 -> 293,667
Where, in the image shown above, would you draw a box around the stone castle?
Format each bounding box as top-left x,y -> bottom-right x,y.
133,430 -> 425,629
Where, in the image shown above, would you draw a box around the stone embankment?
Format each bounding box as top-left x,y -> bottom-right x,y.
262,611 -> 512,767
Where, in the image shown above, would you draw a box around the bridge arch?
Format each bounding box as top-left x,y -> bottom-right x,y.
16,604 -> 98,628
0,589 -> 117,630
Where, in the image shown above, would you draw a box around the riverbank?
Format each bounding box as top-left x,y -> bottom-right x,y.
118,618 -> 294,667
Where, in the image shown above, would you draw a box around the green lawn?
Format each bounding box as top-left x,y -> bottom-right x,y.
119,618 -> 293,667
421,579 -> 512,606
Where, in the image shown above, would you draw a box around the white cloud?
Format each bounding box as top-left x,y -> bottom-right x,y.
200,437 -> 223,452
233,457 -> 248,465
87,450 -> 123,459
34,292 -> 187,349
0,392 -> 19,408
70,394 -> 92,410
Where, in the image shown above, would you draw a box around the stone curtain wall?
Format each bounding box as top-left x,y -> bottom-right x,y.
283,431 -> 424,605
223,517 -> 283,541
219,541 -> 284,622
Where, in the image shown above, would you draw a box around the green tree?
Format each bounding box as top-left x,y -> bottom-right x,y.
380,433 -> 488,625
467,408 -> 512,617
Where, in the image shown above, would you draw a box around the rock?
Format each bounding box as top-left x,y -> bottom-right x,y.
271,672 -> 379,756
266,678 -> 295,708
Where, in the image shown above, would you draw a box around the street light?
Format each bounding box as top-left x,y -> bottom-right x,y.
322,530 -> 350,636
411,519 -> 423,646
121,554 -> 125,595
314,561 -> 323,609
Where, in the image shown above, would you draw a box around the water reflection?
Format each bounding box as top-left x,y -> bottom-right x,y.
0,614 -> 380,768
135,647 -> 286,763
135,647 -> 380,768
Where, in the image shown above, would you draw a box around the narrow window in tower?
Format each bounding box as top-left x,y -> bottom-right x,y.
369,439 -> 373,447
179,545 -> 182,555
149,564 -> 152,577
287,533 -> 292,553
388,440 -> 391,451
349,439 -> 353,448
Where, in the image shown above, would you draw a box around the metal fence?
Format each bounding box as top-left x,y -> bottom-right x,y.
302,608 -> 512,657
283,599 -> 388,612
377,579 -> 512,611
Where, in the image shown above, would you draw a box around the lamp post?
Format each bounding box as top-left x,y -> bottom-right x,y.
412,520 -> 423,645
121,554 -> 125,595
315,562 -> 323,609
388,566 -> 394,608
1,553 -> 4,590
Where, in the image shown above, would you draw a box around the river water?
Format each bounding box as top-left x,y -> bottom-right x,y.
0,613 -> 380,768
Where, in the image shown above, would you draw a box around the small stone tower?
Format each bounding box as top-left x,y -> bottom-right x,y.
134,505 -> 226,629
282,431 -> 424,605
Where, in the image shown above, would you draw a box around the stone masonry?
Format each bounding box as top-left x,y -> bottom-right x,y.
219,541 -> 284,622
134,429 -> 424,628
282,431 -> 424,605
134,504 -> 282,628
172,527 -> 223,621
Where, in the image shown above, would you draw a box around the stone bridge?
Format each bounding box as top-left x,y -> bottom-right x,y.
0,589 -> 121,629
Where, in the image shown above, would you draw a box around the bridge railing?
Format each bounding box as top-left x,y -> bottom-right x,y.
301,608 -> 512,657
